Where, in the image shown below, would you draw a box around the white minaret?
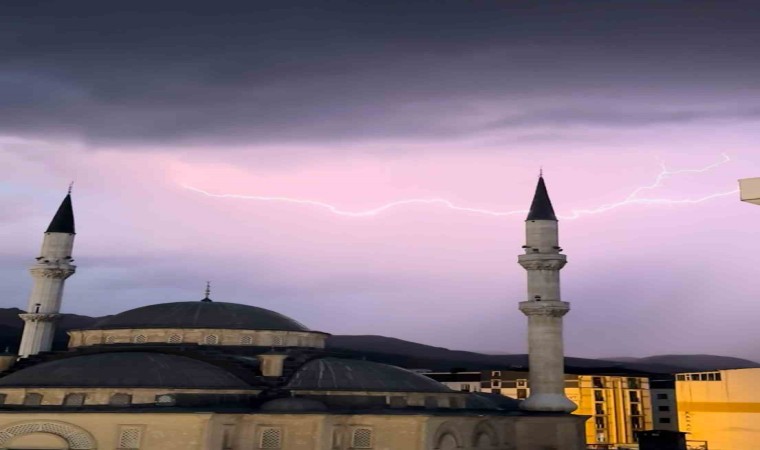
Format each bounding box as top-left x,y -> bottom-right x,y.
18,190 -> 76,358
518,175 -> 577,413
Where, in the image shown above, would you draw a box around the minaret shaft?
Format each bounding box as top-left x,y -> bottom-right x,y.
18,195 -> 76,358
518,178 -> 576,413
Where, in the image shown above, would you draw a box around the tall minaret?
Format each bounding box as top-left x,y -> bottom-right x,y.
518,175 -> 577,413
18,190 -> 76,358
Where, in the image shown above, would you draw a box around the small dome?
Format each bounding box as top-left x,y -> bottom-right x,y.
0,352 -> 250,389
88,301 -> 311,332
287,357 -> 452,393
260,397 -> 328,412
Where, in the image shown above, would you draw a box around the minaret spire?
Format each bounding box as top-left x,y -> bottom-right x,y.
201,281 -> 212,302
18,191 -> 77,358
518,175 -> 577,413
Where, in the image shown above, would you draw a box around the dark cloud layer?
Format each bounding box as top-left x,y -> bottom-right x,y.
2,1 -> 760,147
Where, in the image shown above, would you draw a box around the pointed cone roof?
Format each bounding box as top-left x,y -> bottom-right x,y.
46,194 -> 75,233
526,176 -> 557,221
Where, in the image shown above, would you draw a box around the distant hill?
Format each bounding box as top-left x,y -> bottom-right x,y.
604,355 -> 760,372
0,308 -> 756,374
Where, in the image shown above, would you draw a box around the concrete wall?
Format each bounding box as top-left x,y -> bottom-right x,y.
0,411 -> 588,450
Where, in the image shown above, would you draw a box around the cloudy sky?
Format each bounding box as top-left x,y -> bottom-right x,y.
2,1 -> 760,360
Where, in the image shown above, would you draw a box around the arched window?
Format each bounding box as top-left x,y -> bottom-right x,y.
204,335 -> 219,345
105,335 -> 116,344
63,393 -> 86,406
23,393 -> 42,406
133,335 -> 147,344
109,393 -> 132,406
118,426 -> 142,449
260,427 -> 282,449
168,334 -> 182,344
351,427 -> 373,449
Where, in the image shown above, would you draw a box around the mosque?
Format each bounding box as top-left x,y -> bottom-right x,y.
0,178 -> 587,450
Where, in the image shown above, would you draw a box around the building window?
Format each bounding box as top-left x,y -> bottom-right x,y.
656,393 -> 668,400
460,383 -> 470,392
106,335 -> 117,344
491,371 -> 501,378
516,379 -> 528,388
168,334 -> 182,343
23,393 -> 42,406
260,427 -> 282,449
204,335 -> 219,345
715,372 -> 722,381
676,374 -> 685,381
595,403 -> 605,415
592,377 -> 604,388
627,378 -> 640,389
491,379 -> 501,388
241,335 -> 254,345
117,426 -> 142,449
659,418 -> 672,424
594,390 -> 604,402
272,336 -> 283,346
516,388 -> 527,399
629,391 -> 640,403
63,393 -> 86,406
155,394 -> 176,406
133,335 -> 147,344
631,417 -> 643,430
658,405 -> 670,412
110,393 -> 132,406
0,393 -> 5,405
351,427 -> 373,449
594,417 -> 605,430
630,403 -> 641,416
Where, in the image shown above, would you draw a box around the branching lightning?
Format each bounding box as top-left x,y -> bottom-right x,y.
182,154 -> 738,220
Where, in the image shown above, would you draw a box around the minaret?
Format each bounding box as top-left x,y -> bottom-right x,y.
518,175 -> 577,413
17,190 -> 76,358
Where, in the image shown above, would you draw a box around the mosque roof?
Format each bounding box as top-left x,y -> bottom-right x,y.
0,352 -> 250,389
526,176 -> 557,221
46,193 -> 75,234
87,301 -> 315,332
286,357 -> 453,393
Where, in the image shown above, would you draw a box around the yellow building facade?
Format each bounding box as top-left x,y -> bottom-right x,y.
676,368 -> 760,450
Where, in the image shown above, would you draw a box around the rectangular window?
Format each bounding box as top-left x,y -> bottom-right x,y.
594,390 -> 604,402
627,378 -> 640,389
656,393 -> 668,400
594,417 -> 605,430
516,379 -> 527,388
491,371 -> 501,378
64,393 -> 86,406
658,405 -> 670,412
23,393 -> 42,406
630,404 -> 641,416
260,427 -> 282,449
631,417 -> 643,430
460,384 -> 470,392
491,379 -> 501,388
516,389 -> 527,399
715,372 -> 722,381
629,391 -> 640,403
117,426 -> 142,450
351,427 -> 373,449
676,374 -> 685,381
659,418 -> 672,424
700,373 -> 708,381
595,403 -> 605,415
592,377 -> 604,388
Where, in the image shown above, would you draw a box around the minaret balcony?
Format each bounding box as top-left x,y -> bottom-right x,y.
519,300 -> 570,317
19,313 -> 61,323
518,253 -> 566,271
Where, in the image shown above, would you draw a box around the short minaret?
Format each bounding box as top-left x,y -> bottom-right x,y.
18,190 -> 76,358
518,175 -> 577,413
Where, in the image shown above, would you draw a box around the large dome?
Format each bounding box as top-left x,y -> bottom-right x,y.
287,357 -> 452,393
0,352 -> 250,389
88,301 -> 310,332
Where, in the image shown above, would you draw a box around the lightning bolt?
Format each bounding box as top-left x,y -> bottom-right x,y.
182,154 -> 738,220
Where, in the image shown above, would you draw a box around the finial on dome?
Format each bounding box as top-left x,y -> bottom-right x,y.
539,167 -> 543,178
201,281 -> 212,302
68,181 -> 74,195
